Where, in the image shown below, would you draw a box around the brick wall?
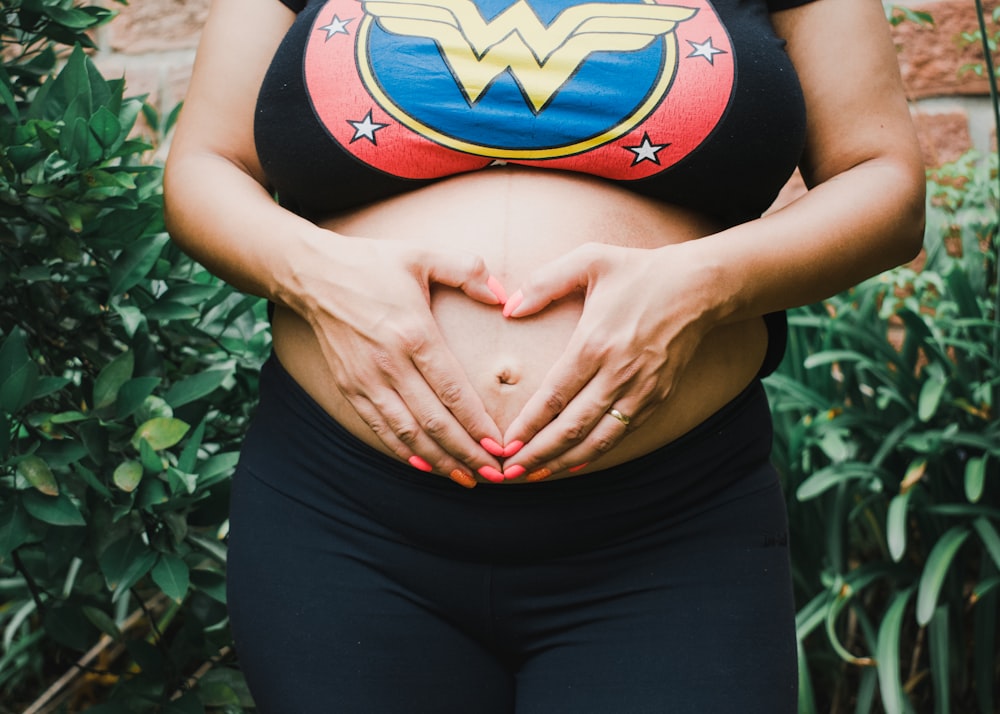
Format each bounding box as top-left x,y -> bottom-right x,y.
92,0 -> 998,165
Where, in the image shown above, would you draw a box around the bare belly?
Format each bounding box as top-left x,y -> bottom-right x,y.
272,167 -> 767,478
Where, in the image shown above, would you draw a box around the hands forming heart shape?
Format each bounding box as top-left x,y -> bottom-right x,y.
416,241 -> 714,487
301,235 -> 712,489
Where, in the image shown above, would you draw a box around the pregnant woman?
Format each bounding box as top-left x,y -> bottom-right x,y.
164,0 -> 924,709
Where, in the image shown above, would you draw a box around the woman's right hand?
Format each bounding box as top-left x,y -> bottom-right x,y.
286,230 -> 506,486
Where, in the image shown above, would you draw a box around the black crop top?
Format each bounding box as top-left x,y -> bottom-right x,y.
255,0 -> 820,373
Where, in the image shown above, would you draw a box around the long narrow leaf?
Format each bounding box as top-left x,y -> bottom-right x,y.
927,605 -> 950,714
876,588 -> 914,714
887,489 -> 913,562
972,517 -> 1000,571
917,527 -> 971,625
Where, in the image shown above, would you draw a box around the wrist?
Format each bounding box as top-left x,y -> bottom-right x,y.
655,239 -> 742,327
270,225 -> 348,319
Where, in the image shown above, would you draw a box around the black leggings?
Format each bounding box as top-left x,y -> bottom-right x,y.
226,356 -> 797,713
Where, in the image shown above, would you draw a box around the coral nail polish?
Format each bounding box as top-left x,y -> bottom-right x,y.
480,437 -> 506,457
502,290 -> 523,318
568,462 -> 589,473
477,465 -> 505,483
408,455 -> 433,472
526,467 -> 552,482
503,464 -> 526,480
486,275 -> 508,304
449,469 -> 477,489
502,440 -> 524,457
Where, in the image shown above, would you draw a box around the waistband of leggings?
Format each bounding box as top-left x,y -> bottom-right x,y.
238,353 -> 776,560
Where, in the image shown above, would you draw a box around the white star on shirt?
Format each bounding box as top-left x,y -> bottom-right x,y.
319,15 -> 353,40
347,110 -> 388,144
626,133 -> 668,165
687,38 -> 727,64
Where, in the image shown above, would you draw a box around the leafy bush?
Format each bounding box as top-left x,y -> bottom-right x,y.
770,149 -> 999,714
1,3 -> 268,711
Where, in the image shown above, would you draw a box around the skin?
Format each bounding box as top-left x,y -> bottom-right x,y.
164,0 -> 925,486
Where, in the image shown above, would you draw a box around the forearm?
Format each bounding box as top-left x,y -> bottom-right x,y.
688,155 -> 925,326
163,151 -> 332,316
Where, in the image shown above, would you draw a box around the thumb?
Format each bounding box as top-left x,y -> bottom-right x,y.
422,249 -> 503,306
503,245 -> 597,318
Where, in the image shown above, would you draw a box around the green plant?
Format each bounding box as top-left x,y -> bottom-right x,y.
1,2 -> 268,711
769,149 -> 999,714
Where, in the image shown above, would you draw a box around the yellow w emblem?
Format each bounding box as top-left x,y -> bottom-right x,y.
361,0 -> 697,112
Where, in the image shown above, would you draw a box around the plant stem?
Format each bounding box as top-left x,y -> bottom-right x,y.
972,0 -> 1000,368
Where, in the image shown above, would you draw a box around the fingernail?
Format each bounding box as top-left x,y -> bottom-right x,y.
502,440 -> 524,457
477,465 -> 505,483
503,464 -> 526,480
526,467 -> 552,482
486,275 -> 507,304
480,437 -> 506,457
502,290 -> 523,318
408,455 -> 433,472
568,462 -> 589,473
449,469 -> 477,489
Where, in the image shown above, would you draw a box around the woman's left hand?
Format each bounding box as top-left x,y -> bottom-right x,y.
499,241 -> 720,478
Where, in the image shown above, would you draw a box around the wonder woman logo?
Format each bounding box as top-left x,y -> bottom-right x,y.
363,0 -> 697,112
303,0 -> 734,180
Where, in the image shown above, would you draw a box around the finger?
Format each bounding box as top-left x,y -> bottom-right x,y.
419,249 -> 505,306
357,385 -> 498,484
511,401 -> 656,481
504,243 -> 604,318
406,323 -> 505,445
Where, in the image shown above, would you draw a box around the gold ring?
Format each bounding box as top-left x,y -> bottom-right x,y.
607,408 -> 631,427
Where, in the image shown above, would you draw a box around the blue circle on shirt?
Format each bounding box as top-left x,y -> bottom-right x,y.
364,0 -> 668,151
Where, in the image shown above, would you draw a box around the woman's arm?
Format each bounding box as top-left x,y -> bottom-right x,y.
164,0 -> 504,483
500,0 -> 925,476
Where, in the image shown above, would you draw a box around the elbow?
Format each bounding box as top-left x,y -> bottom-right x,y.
877,153 -> 926,268
893,167 -> 927,266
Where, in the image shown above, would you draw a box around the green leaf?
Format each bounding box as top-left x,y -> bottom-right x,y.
137,477 -> 169,510
82,606 -> 121,640
33,376 -> 71,400
73,463 -> 113,500
0,327 -> 31,377
796,462 -> 884,501
17,455 -> 58,496
113,460 -> 143,493
0,500 -> 31,560
190,568 -> 227,604
108,233 -> 171,297
115,376 -> 162,420
876,588 -> 913,714
178,419 -> 207,473
93,350 -> 134,410
89,106 -> 121,147
132,417 -> 190,451
928,605 -> 950,714
44,5 -> 102,29
167,467 -> 198,495
112,304 -> 145,337
972,517 -> 1000,572
964,455 -> 987,503
0,360 -> 40,414
887,489 -> 912,562
99,536 -> 158,602
144,300 -> 201,322
917,367 -> 948,422
164,368 -> 231,409
139,437 -> 165,474
917,527 -> 971,625
21,491 -> 86,527
152,553 -> 190,603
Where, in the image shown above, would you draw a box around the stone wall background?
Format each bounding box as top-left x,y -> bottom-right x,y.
91,0 -> 999,168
